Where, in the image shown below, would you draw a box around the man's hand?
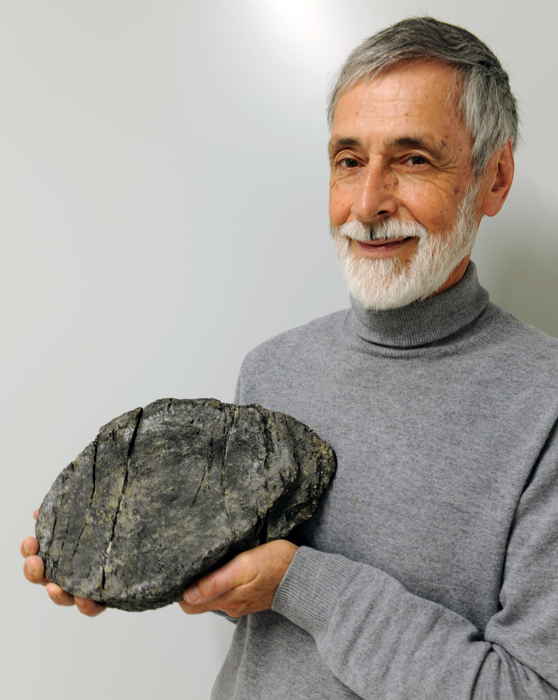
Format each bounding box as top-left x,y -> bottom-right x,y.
179,539 -> 298,618
20,509 -> 105,617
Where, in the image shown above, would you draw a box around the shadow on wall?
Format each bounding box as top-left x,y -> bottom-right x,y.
474,177 -> 558,338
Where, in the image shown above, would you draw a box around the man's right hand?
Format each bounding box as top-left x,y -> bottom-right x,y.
21,509 -> 106,617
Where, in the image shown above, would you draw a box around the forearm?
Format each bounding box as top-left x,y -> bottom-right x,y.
273,547 -> 558,700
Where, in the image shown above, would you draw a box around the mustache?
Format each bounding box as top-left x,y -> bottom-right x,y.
331,218 -> 428,242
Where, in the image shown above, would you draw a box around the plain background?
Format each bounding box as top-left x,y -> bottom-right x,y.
3,1 -> 558,698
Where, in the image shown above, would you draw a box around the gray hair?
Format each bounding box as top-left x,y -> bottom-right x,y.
327,17 -> 519,179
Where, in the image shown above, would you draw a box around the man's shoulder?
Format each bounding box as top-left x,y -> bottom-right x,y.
485,301 -> 558,379
237,308 -> 350,393
244,308 -> 350,363
488,301 -> 558,351
235,308 -> 350,406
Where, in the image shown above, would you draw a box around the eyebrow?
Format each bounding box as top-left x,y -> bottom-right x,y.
328,138 -> 359,161
389,136 -> 444,160
328,135 -> 446,162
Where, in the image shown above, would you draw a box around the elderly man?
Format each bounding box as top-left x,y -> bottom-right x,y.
22,17 -> 558,699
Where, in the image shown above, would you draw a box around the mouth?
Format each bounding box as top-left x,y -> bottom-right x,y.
353,237 -> 415,258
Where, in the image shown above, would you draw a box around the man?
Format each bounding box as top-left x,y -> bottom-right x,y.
22,17 -> 558,699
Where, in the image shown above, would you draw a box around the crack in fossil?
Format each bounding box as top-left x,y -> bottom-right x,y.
259,412 -> 276,544
101,409 -> 143,591
193,430 -> 210,505
220,406 -> 237,542
280,416 -> 307,523
90,440 -> 97,506
62,440 -> 99,577
55,464 -> 75,568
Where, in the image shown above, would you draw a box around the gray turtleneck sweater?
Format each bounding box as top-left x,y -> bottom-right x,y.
212,264 -> 558,699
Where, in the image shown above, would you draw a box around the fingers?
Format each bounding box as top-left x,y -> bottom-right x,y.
45,582 -> 77,606
179,598 -> 221,615
74,597 -> 106,617
183,555 -> 249,605
20,536 -> 39,559
22,534 -> 106,616
44,584 -> 106,616
33,508 -> 39,521
180,540 -> 298,618
23,555 -> 48,586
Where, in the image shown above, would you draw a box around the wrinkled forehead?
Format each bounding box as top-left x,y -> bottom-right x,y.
333,59 -> 465,130
330,60 -> 473,155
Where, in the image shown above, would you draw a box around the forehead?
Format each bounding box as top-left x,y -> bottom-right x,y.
330,61 -> 471,152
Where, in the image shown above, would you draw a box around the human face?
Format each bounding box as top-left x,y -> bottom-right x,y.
328,61 -> 481,297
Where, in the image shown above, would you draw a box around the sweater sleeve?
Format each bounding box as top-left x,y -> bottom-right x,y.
272,437 -> 558,699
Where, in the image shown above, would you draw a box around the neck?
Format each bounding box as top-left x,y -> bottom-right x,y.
430,254 -> 472,298
349,261 -> 489,349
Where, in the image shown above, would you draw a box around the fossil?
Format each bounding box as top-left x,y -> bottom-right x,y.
36,398 -> 336,611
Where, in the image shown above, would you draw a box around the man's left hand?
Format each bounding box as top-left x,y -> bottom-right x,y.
179,539 -> 298,618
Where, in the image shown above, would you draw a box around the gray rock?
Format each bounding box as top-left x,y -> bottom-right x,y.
36,399 -> 336,611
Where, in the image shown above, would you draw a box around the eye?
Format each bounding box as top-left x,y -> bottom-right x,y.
337,157 -> 360,169
406,154 -> 429,166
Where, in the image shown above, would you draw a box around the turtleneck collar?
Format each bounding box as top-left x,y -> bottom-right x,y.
349,262 -> 490,349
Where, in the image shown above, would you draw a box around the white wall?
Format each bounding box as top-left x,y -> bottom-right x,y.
3,1 -> 557,698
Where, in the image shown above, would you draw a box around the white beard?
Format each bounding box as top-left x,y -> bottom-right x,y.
330,190 -> 479,311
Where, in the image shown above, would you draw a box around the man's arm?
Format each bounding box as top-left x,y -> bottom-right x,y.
180,540 -> 558,699
272,546 -> 558,699
180,432 -> 558,700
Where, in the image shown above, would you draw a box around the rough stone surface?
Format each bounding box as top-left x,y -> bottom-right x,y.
36,398 -> 336,611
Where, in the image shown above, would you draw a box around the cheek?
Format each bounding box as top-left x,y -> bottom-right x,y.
328,181 -> 354,225
402,185 -> 459,231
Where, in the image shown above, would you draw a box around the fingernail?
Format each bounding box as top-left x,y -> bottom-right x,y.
183,586 -> 200,603
75,597 -> 84,606
26,560 -> 39,577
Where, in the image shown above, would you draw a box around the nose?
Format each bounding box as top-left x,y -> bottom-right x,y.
351,161 -> 397,223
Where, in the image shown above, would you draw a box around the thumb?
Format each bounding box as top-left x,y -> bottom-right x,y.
183,554 -> 251,604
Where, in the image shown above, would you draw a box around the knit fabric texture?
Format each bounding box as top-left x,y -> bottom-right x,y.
212,263 -> 558,699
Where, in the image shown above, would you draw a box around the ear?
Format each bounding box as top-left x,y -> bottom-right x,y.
479,140 -> 514,218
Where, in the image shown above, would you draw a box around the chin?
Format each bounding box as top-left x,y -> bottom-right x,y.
330,198 -> 479,311
339,251 -> 461,310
